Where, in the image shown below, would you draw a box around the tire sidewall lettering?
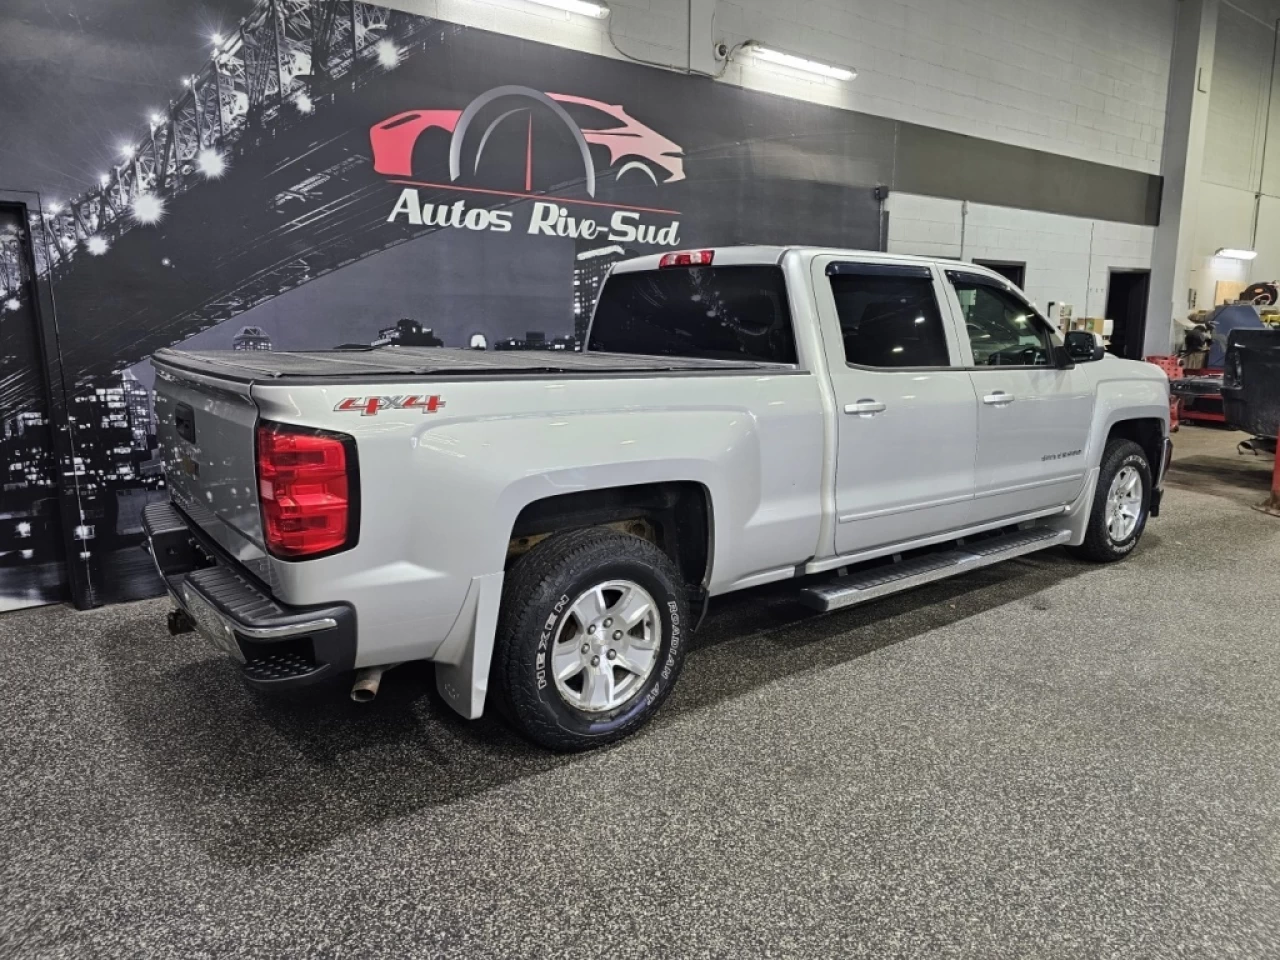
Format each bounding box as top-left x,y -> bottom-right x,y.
662,600 -> 681,682
535,593 -> 572,691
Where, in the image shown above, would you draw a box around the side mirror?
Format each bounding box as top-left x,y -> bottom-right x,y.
1065,330 -> 1106,362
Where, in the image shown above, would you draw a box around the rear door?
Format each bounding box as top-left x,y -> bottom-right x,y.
153,363 -> 268,572
812,257 -> 980,555
941,270 -> 1093,522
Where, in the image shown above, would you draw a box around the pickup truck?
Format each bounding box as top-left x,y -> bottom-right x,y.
146,246 -> 1172,750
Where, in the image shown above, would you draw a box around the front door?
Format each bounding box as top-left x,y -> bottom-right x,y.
813,258 -> 979,556
942,270 -> 1093,523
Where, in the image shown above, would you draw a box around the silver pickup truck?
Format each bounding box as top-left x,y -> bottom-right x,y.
146,246 -> 1172,750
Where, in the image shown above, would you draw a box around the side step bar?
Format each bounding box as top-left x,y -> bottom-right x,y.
799,526 -> 1071,613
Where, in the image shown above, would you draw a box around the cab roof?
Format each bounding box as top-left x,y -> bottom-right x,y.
609,245 -> 1001,277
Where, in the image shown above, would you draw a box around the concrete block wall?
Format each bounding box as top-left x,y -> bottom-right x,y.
886,193 -> 1156,318
393,0 -> 687,63
717,0 -> 1176,174
390,0 -> 1177,175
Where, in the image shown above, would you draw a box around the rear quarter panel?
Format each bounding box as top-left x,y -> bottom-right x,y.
252,371 -> 825,666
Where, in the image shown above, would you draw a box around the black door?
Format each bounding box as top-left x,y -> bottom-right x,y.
974,260 -> 1026,289
0,204 -> 68,610
1105,270 -> 1151,360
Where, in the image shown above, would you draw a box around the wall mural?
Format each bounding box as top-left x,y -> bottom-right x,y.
1,1 -> 894,609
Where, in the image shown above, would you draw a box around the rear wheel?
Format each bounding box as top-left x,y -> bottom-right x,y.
1072,438 -> 1152,562
492,528 -> 689,751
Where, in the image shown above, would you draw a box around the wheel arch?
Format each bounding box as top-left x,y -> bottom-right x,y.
1087,376 -> 1169,473
1105,417 -> 1165,477
507,480 -> 714,610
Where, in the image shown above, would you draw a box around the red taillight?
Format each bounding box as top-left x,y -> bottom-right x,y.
659,249 -> 714,268
256,422 -> 357,559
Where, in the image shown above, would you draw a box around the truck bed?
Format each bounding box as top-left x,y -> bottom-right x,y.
152,346 -> 787,384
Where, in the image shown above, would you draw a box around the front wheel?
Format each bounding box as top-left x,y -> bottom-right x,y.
1072,438 -> 1153,562
492,528 -> 690,751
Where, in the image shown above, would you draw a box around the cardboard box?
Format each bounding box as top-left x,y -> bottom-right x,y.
1068,317 -> 1107,335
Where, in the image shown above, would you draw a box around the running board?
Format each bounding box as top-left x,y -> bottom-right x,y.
799,527 -> 1071,613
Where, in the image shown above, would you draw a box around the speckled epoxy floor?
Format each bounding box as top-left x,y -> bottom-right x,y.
2,429 -> 1279,959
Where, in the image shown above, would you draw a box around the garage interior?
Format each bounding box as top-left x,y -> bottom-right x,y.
3,0 -> 1280,956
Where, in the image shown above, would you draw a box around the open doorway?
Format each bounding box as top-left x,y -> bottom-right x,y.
1105,269 -> 1150,360
974,260 -> 1026,289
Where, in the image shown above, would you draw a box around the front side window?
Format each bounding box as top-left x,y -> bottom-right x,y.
830,266 -> 952,369
948,273 -> 1057,367
589,266 -> 797,364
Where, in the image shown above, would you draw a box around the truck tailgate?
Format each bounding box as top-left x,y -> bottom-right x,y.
154,364 -> 268,573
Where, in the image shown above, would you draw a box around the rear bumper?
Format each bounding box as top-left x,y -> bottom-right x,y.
143,501 -> 356,689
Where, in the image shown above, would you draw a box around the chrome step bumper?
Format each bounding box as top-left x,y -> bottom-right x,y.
143,501 -> 357,688
799,527 -> 1071,613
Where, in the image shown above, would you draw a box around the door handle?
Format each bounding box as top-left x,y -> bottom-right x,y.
845,400 -> 887,416
982,392 -> 1014,406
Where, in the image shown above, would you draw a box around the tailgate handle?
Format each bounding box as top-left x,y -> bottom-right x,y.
174,403 -> 196,442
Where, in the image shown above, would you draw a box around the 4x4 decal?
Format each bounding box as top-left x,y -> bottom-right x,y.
335,396 -> 446,416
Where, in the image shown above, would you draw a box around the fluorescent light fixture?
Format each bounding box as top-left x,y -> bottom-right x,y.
1215,248 -> 1258,260
750,44 -> 856,81
524,0 -> 610,17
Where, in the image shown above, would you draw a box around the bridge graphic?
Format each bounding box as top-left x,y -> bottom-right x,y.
3,2 -> 423,407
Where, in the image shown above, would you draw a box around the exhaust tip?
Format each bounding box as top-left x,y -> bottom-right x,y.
350,663 -> 400,703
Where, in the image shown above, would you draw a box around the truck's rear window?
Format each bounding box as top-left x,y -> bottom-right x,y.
588,266 -> 797,364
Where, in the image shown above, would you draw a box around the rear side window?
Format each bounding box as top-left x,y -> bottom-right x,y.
830,265 -> 952,368
588,266 -> 798,364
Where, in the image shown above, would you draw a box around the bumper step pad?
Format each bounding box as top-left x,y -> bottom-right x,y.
243,652 -> 325,683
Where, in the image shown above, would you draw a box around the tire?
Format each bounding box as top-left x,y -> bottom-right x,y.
492,528 -> 690,751
1072,438 -> 1153,563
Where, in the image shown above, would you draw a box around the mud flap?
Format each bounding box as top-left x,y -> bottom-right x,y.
434,572 -> 504,719
1048,466 -> 1100,547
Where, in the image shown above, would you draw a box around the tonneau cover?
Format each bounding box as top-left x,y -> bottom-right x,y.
151,346 -> 788,383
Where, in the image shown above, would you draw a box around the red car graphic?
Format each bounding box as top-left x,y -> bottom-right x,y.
370,90 -> 686,189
